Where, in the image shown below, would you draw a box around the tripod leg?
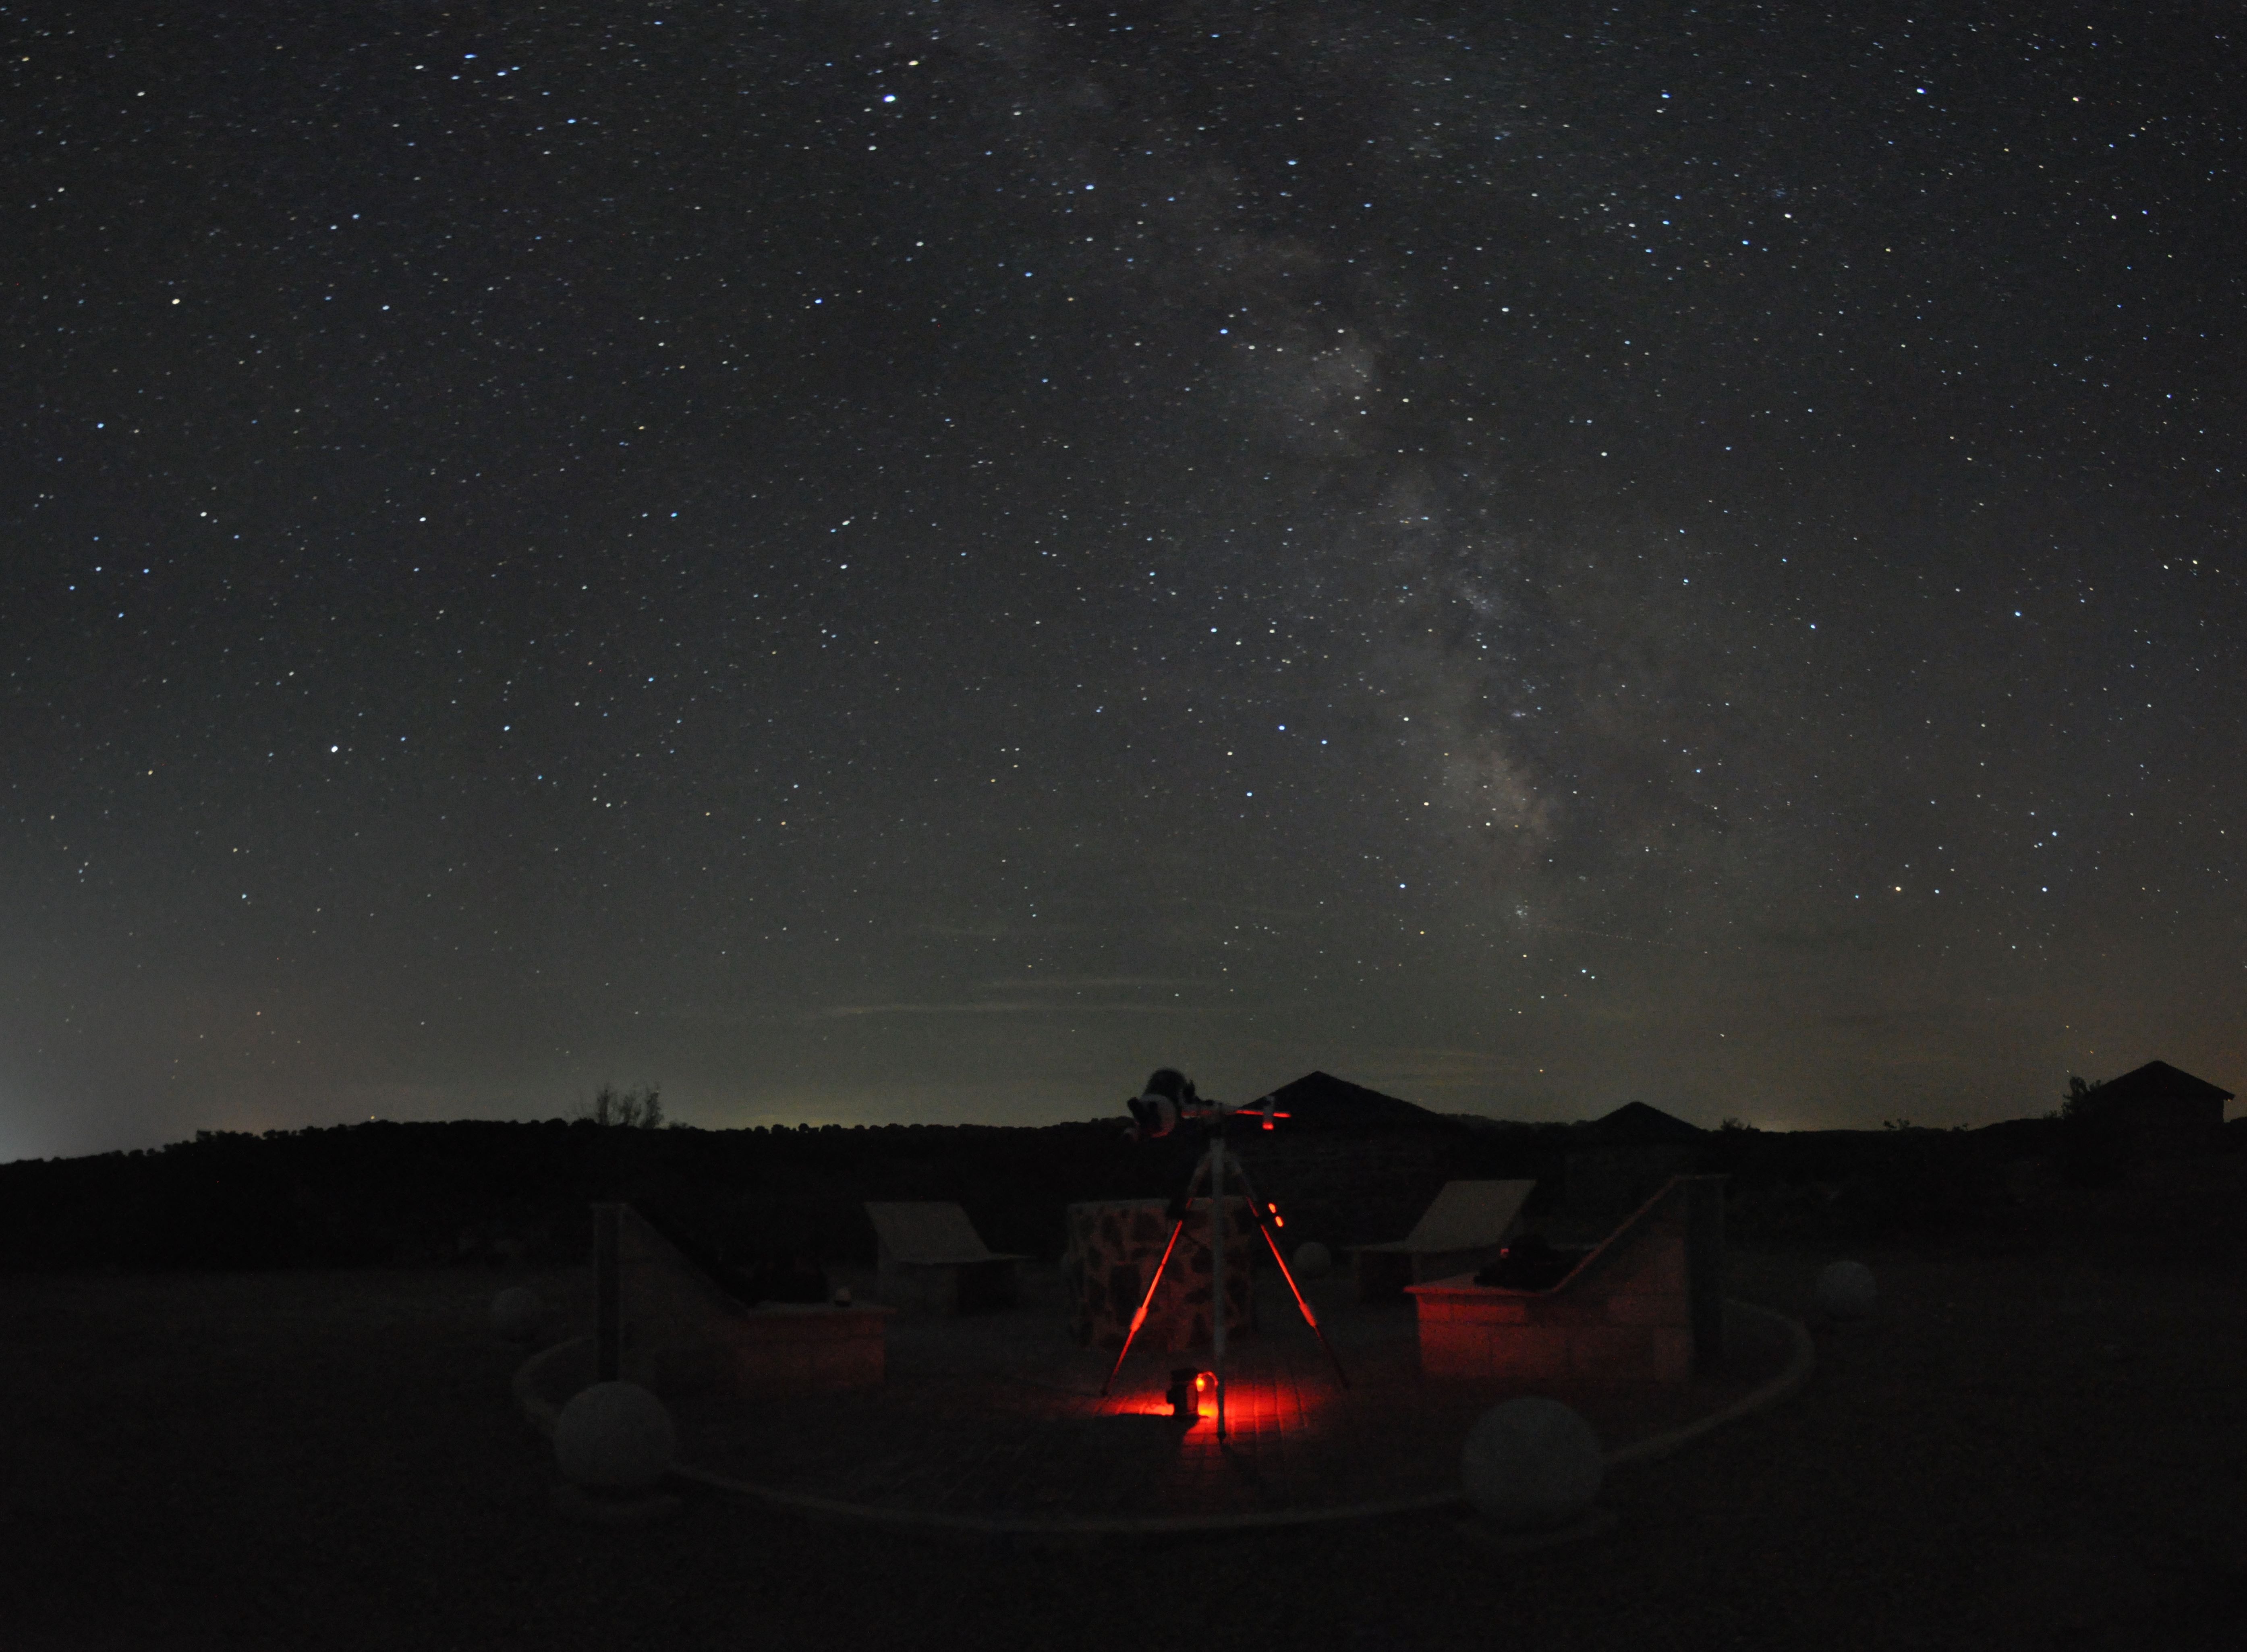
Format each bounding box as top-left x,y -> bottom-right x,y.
1227,1158 -> 1352,1391
1100,1153 -> 1210,1397
1101,1217 -> 1187,1397
1211,1140 -> 1227,1440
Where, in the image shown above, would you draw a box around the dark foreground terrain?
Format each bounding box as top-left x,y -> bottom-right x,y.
6,1233 -> 2245,1652
4,1137 -> 2247,1652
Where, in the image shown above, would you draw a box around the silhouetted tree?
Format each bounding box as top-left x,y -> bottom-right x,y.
575,1084 -> 663,1128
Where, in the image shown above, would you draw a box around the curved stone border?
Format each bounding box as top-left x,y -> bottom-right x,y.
512,1297 -> 1815,1542
1603,1300 -> 1818,1469
511,1335 -> 586,1436
1450,1301 -> 1816,1555
1454,1505 -> 1622,1554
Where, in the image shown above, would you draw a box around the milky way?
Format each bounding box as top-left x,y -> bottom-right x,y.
6,1 -> 2241,1159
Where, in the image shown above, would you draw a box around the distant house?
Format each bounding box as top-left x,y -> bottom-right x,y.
2071,1060 -> 2233,1157
1562,1102 -> 1707,1229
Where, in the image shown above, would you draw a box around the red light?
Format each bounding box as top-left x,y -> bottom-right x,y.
1113,1372 -> 1336,1428
1166,1370 -> 1210,1419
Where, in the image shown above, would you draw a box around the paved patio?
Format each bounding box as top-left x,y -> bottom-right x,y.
520,1266 -> 1803,1530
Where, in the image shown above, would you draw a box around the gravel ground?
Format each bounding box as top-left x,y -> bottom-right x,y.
5,1238 -> 2244,1652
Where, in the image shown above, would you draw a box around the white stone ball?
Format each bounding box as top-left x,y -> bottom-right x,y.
490,1285 -> 543,1343
1461,1397 -> 1604,1531
1292,1241 -> 1333,1280
554,1381 -> 676,1492
1815,1260 -> 1878,1320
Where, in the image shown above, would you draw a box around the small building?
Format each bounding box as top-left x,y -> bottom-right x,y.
864,1202 -> 1025,1315
2072,1060 -> 2233,1157
1562,1102 -> 1706,1232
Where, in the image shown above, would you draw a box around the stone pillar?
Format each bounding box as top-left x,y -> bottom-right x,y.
1062,1197 -> 1256,1352
594,1202 -> 621,1382
1683,1174 -> 1728,1373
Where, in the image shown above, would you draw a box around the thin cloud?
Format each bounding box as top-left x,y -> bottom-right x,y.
804,999 -> 1222,1021
973,975 -> 1220,993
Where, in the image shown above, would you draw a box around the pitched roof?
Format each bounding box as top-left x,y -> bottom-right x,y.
1574,1100 -> 1706,1146
2088,1060 -> 2235,1106
863,1202 -> 1018,1265
1260,1070 -> 1449,1129
1400,1179 -> 1538,1251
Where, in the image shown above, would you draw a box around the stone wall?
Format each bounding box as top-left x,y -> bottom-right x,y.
1061,1196 -> 1257,1353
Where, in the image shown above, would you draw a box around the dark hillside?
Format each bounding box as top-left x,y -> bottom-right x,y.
7,1103 -> 2236,1275
0,1109 -> 1518,1274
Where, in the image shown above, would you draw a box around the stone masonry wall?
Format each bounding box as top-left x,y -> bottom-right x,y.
1062,1197 -> 1257,1353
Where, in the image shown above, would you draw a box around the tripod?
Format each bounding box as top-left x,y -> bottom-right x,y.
1101,1115 -> 1349,1439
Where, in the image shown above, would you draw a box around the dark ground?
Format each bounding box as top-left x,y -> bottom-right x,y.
6,1206 -> 2246,1651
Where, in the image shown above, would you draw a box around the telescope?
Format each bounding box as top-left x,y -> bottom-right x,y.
1107,1066 -> 1342,1437
1123,1066 -> 1289,1142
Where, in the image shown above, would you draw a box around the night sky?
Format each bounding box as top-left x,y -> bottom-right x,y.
7,2 -> 2242,1164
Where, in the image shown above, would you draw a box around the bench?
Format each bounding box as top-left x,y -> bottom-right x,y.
864,1201 -> 1025,1315
1349,1179 -> 1538,1303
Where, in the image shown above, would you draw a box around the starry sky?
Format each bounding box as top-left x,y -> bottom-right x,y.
6,1 -> 2242,1163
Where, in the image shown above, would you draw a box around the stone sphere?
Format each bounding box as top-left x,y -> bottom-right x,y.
1461,1397 -> 1604,1531
1292,1241 -> 1333,1281
490,1285 -> 543,1343
1815,1260 -> 1878,1320
554,1381 -> 676,1492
